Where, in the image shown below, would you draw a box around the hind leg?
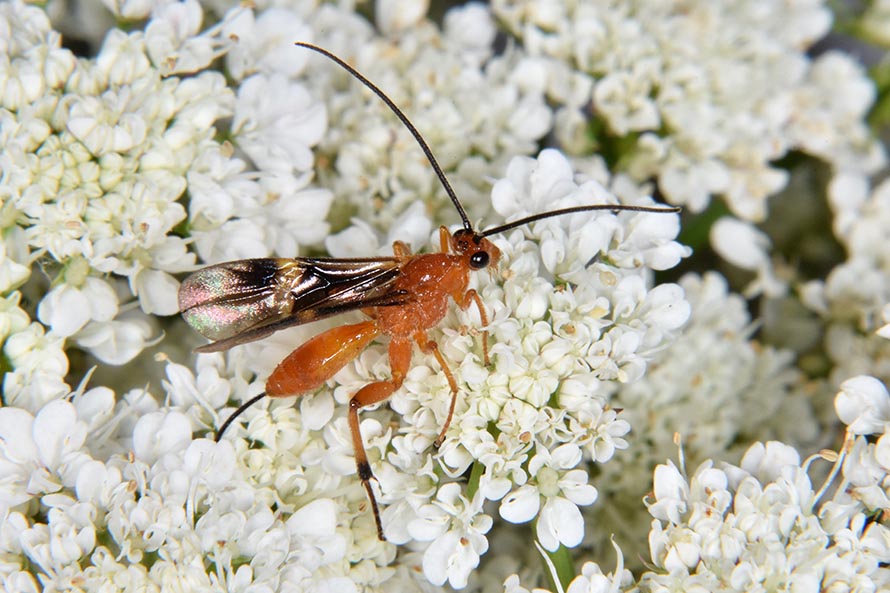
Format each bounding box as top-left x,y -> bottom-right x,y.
265,320 -> 381,397
217,321 -> 380,438
349,335 -> 412,540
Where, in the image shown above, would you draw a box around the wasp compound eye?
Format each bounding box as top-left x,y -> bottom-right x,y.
470,252 -> 490,269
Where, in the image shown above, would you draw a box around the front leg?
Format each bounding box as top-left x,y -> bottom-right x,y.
439,225 -> 450,252
392,240 -> 412,258
414,331 -> 460,447
454,288 -> 490,365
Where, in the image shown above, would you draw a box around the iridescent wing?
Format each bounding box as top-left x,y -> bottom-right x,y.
178,257 -> 407,352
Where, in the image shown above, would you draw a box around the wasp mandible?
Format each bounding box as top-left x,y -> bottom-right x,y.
179,42 -> 681,540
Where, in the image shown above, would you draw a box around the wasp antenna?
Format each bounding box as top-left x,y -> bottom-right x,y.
295,42 -> 473,232
216,392 -> 267,441
480,204 -> 682,237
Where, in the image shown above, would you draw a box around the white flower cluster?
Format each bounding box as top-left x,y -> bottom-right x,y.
1,0 -> 332,409
581,271 -> 822,565
504,376 -> 890,593
492,0 -> 885,222
640,442 -> 887,591
637,375 -> 890,592
305,3 -> 554,251
800,175 -> 890,386
0,375 -> 373,592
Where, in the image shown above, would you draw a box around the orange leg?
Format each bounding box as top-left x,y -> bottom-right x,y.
392,240 -> 412,258
349,336 -> 412,540
414,331 -> 460,447
439,225 -> 450,252
265,320 -> 380,397
455,288 -> 490,365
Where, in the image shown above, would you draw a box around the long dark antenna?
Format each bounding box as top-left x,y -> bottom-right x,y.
481,204 -> 681,237
215,392 -> 267,441
295,41 -> 473,231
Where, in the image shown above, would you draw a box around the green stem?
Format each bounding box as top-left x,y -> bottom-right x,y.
541,541 -> 575,592
466,460 -> 484,499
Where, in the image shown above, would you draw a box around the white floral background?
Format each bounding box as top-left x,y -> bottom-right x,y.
2,0 -> 890,591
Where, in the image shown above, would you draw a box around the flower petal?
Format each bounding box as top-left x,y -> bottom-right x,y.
499,485 -> 541,524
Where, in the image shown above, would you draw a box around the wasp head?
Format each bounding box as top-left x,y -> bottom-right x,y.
451,229 -> 501,271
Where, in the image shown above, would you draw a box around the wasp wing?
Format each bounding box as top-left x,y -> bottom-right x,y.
178,257 -> 406,351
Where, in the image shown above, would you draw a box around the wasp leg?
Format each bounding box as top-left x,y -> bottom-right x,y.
265,320 -> 380,398
349,336 -> 412,541
392,240 -> 412,258
414,331 -> 460,447
438,226 -> 450,252
455,288 -> 490,365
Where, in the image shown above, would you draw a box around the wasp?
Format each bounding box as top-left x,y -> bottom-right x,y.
178,42 -> 680,541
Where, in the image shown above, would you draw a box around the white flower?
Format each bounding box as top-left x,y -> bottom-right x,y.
38,495 -> 97,565
131,410 -> 193,465
3,322 -> 69,411
308,11 -> 552,232
566,545 -> 631,593
799,174 -> 890,389
710,216 -> 786,297
132,268 -> 180,315
594,67 -> 661,135
503,573 -> 552,593
738,441 -> 802,484
0,291 -> 30,343
842,435 -> 890,511
15,1 -> 889,590
144,0 -> 218,75
103,0 -> 155,20
284,498 -> 347,569
326,201 -> 433,258
638,436 -> 890,593
596,270 -> 816,562
73,314 -> 157,365
788,51 -> 885,174
491,149 -> 688,278
0,400 -> 91,507
162,361 -> 233,416
409,483 -> 493,589
185,143 -> 261,228
376,0 -> 429,34
66,83 -> 150,156
258,179 -> 334,257
37,277 -> 118,337
0,232 -> 31,293
566,401 -> 630,463
444,3 -> 497,51
224,8 -> 314,82
500,444 -> 598,551
232,72 -> 326,176
836,375 -> 890,435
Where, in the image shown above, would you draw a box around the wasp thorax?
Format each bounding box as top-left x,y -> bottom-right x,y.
451,229 -> 501,271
